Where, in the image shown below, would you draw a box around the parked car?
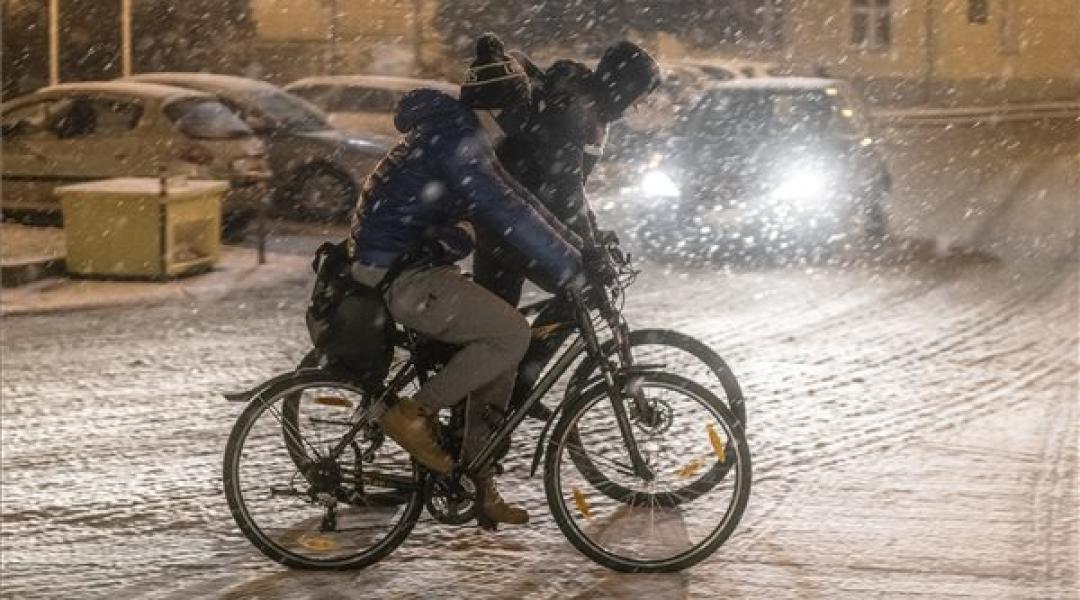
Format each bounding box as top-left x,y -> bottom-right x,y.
1,81 -> 267,233
128,73 -> 389,221
284,75 -> 458,137
601,78 -> 891,262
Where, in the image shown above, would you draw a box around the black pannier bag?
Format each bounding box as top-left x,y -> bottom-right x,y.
305,241 -> 393,384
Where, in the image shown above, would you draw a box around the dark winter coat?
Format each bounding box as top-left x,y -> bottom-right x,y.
349,89 -> 582,288
497,60 -> 607,246
476,60 -> 607,305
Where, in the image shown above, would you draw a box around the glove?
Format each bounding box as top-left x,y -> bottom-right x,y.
429,221 -> 476,263
562,271 -> 607,310
597,229 -> 620,247
583,247 -> 618,287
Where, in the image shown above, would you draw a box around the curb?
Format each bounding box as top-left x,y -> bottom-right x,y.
0,250 -> 311,317
0,257 -> 66,288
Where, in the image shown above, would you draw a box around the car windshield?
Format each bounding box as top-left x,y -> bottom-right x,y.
683,87 -> 866,145
332,87 -> 400,112
244,90 -> 329,132
165,98 -> 253,140
287,85 -> 336,111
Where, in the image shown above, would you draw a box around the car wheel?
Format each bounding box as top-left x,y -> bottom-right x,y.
290,167 -> 356,222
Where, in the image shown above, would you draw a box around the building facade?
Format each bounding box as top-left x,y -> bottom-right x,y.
777,0 -> 1080,105
245,0 -> 449,83
243,0 -> 1080,105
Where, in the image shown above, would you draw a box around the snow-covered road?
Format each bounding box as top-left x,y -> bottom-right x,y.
1,120 -> 1077,599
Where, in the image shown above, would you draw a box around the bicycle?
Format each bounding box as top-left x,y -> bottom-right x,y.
222,235 -> 752,572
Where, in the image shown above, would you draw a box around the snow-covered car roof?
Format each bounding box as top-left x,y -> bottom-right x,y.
126,72 -> 333,130
127,72 -> 283,96
667,57 -> 782,81
36,81 -> 213,102
286,75 -> 458,97
709,77 -> 843,91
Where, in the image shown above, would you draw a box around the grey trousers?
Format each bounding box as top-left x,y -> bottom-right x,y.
371,264 -> 531,466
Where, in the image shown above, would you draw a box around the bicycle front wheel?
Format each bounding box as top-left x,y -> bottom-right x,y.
223,373 -> 424,570
544,372 -> 751,572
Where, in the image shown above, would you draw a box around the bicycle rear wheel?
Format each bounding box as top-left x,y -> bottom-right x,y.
223,373 -> 424,569
544,372 -> 751,572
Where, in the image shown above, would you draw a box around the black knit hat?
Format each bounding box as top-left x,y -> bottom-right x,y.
460,33 -> 530,110
592,41 -> 662,120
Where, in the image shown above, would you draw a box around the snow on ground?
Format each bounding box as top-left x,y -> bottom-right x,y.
883,118 -> 1079,261
0,119 -> 1076,599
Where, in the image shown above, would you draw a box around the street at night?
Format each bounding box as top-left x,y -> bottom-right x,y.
3,121 -> 1077,597
3,0 -> 1079,597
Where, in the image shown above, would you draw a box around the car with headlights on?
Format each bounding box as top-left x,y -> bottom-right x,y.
603,77 -> 890,262
284,75 -> 458,137
605,57 -> 785,167
128,73 -> 389,222
1,81 -> 267,234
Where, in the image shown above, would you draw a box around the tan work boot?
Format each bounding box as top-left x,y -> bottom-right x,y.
378,397 -> 454,474
477,474 -> 529,526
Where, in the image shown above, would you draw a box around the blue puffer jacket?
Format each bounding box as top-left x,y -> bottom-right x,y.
351,89 -> 582,288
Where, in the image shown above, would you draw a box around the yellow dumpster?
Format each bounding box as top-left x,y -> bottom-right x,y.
56,177 -> 227,279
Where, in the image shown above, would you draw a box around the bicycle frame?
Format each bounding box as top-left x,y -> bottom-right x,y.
411,287 -> 656,482
228,229 -> 660,490
300,285 -> 655,487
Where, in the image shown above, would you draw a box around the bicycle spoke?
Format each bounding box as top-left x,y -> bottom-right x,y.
255,392 -> 324,463
565,440 -> 637,477
546,373 -> 751,571
224,376 -> 423,568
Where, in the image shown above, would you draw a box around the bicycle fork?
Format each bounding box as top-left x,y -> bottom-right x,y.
571,290 -> 656,483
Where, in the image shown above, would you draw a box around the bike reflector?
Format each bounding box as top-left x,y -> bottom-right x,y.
571,487 -> 593,520
707,423 -> 727,463
312,396 -> 353,408
297,533 -> 340,552
675,457 -> 704,479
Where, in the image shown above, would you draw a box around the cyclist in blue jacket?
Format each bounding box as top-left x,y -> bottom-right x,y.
348,33 -> 582,526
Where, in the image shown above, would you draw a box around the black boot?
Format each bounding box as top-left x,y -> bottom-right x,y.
476,473 -> 529,527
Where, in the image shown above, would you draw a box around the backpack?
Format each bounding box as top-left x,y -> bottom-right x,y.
305,241 -> 393,384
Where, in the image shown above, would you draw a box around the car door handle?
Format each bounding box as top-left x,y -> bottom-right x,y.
114,153 -> 129,161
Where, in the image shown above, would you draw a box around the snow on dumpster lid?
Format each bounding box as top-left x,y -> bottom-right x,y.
54,178 -> 230,198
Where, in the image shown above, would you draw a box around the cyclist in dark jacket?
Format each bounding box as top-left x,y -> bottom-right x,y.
476,41 -> 662,306
349,33 -> 583,527
351,87 -> 581,286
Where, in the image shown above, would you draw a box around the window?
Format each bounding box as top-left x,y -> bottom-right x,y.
969,0 -> 989,24
851,0 -> 891,51
333,88 -> 400,113
288,84 -> 338,111
1,100 -> 63,139
1001,0 -> 1020,54
47,97 -> 142,139
165,98 -> 252,140
245,91 -> 328,132
689,88 -> 869,148
90,99 -> 143,133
